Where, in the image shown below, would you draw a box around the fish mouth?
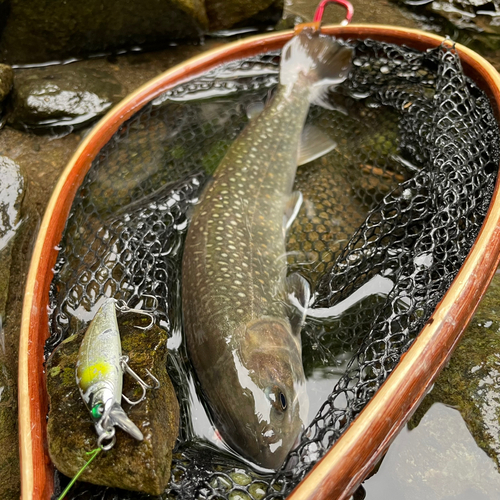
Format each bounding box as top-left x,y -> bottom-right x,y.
261,423 -> 280,445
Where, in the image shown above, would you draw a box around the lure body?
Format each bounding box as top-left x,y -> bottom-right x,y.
76,298 -> 143,446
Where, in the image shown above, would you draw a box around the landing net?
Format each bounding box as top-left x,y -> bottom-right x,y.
47,38 -> 499,499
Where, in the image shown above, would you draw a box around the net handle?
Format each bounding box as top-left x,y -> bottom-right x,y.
295,0 -> 353,34
314,0 -> 354,25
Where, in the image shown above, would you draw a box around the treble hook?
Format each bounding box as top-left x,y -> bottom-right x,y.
115,295 -> 158,330
120,355 -> 161,406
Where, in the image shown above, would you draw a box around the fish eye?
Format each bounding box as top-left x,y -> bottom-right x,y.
265,386 -> 287,413
91,403 -> 104,420
279,392 -> 287,411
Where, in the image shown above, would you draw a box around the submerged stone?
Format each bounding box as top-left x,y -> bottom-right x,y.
8,66 -> 124,130
46,318 -> 179,495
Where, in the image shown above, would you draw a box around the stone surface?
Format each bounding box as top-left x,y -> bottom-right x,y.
8,66 -> 124,130
46,319 -> 179,495
206,0 -> 282,30
0,0 -> 208,65
0,156 -> 25,323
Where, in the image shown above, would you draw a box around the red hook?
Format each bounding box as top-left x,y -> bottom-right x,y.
313,0 -> 354,25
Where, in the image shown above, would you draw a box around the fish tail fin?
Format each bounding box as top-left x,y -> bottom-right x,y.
280,30 -> 353,103
109,403 -> 144,441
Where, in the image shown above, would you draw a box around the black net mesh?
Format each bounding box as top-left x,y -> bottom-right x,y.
47,37 -> 499,500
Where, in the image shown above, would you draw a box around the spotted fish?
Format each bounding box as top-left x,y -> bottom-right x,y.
182,29 -> 352,469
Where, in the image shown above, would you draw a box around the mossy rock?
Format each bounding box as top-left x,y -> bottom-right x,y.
46,318 -> 179,495
0,362 -> 20,500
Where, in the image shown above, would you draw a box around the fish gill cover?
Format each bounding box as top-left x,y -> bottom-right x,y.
47,38 -> 499,498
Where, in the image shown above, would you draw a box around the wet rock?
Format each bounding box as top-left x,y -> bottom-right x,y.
8,66 -> 124,130
364,403 -> 500,499
0,361 -> 20,500
206,0 -> 283,30
0,156 -> 25,322
410,272 -> 500,469
46,318 -> 179,495
0,64 -> 13,102
395,0 -> 500,54
0,0 -> 208,65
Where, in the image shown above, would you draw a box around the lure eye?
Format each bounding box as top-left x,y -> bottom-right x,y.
91,403 -> 104,420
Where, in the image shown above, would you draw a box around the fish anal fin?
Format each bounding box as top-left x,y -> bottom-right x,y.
286,273 -> 311,337
284,191 -> 303,233
297,124 -> 337,166
109,403 -> 144,441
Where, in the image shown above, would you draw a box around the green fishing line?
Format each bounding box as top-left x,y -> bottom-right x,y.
57,447 -> 102,500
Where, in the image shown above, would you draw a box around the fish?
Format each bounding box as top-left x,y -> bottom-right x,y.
182,29 -> 353,469
75,297 -> 143,448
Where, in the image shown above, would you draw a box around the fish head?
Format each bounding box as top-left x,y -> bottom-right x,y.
228,318 -> 308,470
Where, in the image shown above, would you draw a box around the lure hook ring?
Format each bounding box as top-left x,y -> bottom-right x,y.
98,427 -> 116,451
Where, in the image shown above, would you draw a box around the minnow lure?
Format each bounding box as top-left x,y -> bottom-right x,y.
75,297 -> 159,450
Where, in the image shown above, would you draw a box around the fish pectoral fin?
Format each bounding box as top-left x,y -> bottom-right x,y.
284,191 -> 303,233
109,403 -> 144,441
246,101 -> 265,120
285,273 -> 311,337
297,124 -> 337,166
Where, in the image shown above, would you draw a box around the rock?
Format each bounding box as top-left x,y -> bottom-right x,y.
409,272 -> 500,469
206,0 -> 283,30
395,0 -> 500,54
0,0 -> 208,65
0,64 -> 13,103
0,156 -> 25,322
8,66 -> 124,130
46,318 -> 179,495
0,361 -> 20,500
364,403 -> 500,499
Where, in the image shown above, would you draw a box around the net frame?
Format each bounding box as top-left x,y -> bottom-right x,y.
16,27 -> 498,500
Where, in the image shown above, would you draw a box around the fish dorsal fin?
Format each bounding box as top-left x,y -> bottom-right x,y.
297,124 -> 337,166
285,273 -> 311,337
109,402 -> 144,441
284,191 -> 303,233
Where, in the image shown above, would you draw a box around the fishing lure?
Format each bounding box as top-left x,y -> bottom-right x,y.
75,296 -> 160,450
